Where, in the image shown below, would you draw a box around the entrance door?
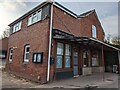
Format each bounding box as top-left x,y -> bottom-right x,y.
73,48 -> 79,76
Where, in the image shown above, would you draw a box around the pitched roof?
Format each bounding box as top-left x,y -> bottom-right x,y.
77,9 -> 95,18
8,1 -> 77,26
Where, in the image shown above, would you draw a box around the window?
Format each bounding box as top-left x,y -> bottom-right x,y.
24,45 -> 30,63
28,10 -> 42,25
56,43 -> 63,68
13,21 -> 22,33
9,48 -> 13,63
92,25 -> 97,38
92,51 -> 98,66
65,44 -> 71,68
83,50 -> 90,67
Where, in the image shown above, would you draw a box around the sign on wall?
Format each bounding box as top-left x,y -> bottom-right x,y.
32,52 -> 43,63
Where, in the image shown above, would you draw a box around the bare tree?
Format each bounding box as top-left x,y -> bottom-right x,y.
1,28 -> 10,39
111,36 -> 120,45
107,34 -> 111,44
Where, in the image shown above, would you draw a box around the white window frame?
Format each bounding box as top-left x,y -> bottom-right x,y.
56,42 -> 64,68
13,21 -> 22,33
92,25 -> 97,38
28,9 -> 42,26
24,45 -> 30,63
9,48 -> 13,63
65,44 -> 71,68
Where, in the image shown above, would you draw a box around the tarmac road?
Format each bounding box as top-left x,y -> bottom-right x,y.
1,70 -> 119,89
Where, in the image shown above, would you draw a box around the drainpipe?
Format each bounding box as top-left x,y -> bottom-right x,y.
47,2 -> 54,82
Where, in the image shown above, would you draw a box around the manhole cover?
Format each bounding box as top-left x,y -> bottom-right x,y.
53,86 -> 64,89
85,85 -> 98,89
106,79 -> 113,81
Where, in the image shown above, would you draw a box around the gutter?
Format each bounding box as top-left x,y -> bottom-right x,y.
47,2 -> 54,82
90,38 -> 120,51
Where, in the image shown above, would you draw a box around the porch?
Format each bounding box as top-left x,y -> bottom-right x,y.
52,29 -> 120,80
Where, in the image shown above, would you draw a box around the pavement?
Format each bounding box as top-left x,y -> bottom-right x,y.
33,73 -> 118,88
1,70 -> 119,89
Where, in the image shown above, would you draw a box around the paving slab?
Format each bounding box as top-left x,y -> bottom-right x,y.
1,70 -> 119,88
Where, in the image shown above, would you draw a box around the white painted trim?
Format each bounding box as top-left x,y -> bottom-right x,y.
9,48 -> 13,62
47,3 -> 53,82
24,45 -> 30,63
90,38 -> 120,51
53,3 -> 77,18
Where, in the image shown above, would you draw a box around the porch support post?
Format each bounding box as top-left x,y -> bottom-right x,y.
102,45 -> 104,67
118,51 -> 120,74
102,45 -> 105,81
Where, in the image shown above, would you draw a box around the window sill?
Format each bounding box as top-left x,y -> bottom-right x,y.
10,29 -> 21,35
92,37 -> 97,39
92,66 -> 100,67
27,19 -> 41,27
56,68 -> 73,72
23,62 -> 29,65
9,61 -> 12,64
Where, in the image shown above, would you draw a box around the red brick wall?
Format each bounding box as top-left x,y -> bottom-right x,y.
6,17 -> 50,83
6,5 -> 105,83
53,6 -> 104,41
51,6 -> 105,80
0,37 -> 8,51
53,6 -> 81,37
80,12 -> 105,41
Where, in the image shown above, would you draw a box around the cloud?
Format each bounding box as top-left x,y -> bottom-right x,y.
0,0 -> 118,37
0,0 -> 27,36
0,0 -> 27,12
59,2 -> 118,38
59,2 -> 118,19
56,0 -> 119,2
1,0 -> 119,2
101,15 -> 118,38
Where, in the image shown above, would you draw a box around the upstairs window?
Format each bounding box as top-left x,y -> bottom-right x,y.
9,48 -> 13,63
28,9 -> 42,26
13,21 -> 22,33
24,45 -> 30,63
92,25 -> 97,38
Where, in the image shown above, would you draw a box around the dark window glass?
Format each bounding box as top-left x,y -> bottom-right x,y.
26,47 -> 30,52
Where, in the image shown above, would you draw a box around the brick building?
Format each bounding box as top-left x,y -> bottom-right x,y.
6,1 -> 120,83
0,37 -> 8,66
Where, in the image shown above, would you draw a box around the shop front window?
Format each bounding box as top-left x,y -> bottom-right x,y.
56,43 -> 63,68
65,44 -> 71,68
92,51 -> 98,66
56,43 -> 71,69
83,50 -> 90,67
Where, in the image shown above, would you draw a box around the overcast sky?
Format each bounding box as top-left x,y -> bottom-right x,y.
0,0 -> 119,39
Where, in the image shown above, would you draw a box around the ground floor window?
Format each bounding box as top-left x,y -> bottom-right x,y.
56,42 -> 71,69
83,50 -> 90,67
56,43 -> 63,68
9,48 -> 13,63
65,44 -> 71,68
92,51 -> 98,66
24,45 -> 30,63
